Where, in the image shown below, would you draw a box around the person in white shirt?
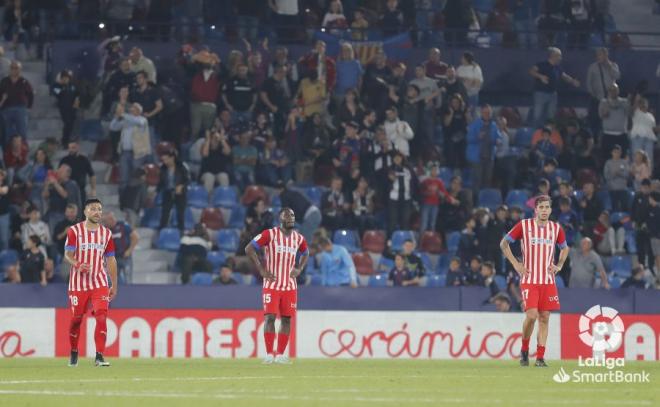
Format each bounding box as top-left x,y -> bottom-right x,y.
269,0 -> 300,41
322,0 -> 347,31
383,106 -> 414,157
456,51 -> 483,110
630,96 -> 659,171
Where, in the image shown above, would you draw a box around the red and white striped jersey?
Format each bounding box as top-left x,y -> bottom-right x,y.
251,227 -> 308,291
505,218 -> 567,285
65,222 -> 116,292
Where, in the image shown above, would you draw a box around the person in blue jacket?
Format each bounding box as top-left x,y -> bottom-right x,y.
318,236 -> 357,287
466,104 -> 502,195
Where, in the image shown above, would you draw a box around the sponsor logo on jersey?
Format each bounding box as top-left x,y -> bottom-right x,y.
79,243 -> 106,251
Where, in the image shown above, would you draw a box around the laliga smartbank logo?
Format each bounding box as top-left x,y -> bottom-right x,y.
552,305 -> 650,384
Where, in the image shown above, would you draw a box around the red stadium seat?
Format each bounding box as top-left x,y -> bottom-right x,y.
362,230 -> 386,254
144,164 -> 160,186
420,231 -> 444,254
156,141 -> 176,157
498,106 -> 522,129
241,185 -> 269,206
108,164 -> 120,184
352,252 -> 374,275
200,208 -> 225,230
576,169 -> 598,188
93,139 -> 114,163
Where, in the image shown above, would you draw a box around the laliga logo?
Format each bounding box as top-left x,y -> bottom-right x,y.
578,305 -> 624,359
552,367 -> 571,383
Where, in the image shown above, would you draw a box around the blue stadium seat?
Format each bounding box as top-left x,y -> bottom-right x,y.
505,189 -> 529,209
216,229 -> 241,253
514,127 -> 534,148
169,207 -> 194,230
191,272 -> 213,285
555,277 -> 565,288
438,167 -> 453,186
610,212 -> 630,226
573,190 -> 584,202
156,228 -> 181,251
333,229 -> 360,253
596,190 -> 612,211
231,272 -> 244,284
154,191 -> 163,206
494,275 -> 507,289
304,186 -> 325,207
228,206 -> 247,229
270,194 -> 281,207
207,251 -> 227,270
140,207 -> 161,229
625,230 -> 637,254
609,276 -> 622,289
0,249 -> 19,269
391,230 -> 415,252
426,274 -> 446,287
377,257 -> 395,273
478,188 -> 503,211
187,184 -> 209,208
368,274 -> 388,287
610,255 -> 632,273
446,231 -> 461,253
310,274 -> 323,286
419,252 -> 433,273
436,254 -> 451,274
212,186 -> 238,208
555,168 -> 572,182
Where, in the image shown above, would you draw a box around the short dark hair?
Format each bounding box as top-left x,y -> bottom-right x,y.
471,255 -> 483,263
84,198 -> 102,209
482,261 -> 495,271
136,70 -> 149,78
29,235 -> 41,247
279,207 -> 294,216
558,197 -> 571,207
535,195 -> 552,208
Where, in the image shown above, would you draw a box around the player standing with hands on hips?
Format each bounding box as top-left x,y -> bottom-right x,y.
500,195 -> 569,367
245,207 -> 309,364
64,198 -> 118,367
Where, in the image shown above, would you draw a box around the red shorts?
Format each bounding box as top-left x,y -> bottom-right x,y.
262,288 -> 297,317
68,287 -> 110,317
520,283 -> 560,312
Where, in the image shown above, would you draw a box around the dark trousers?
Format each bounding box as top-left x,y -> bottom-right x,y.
601,133 -> 629,163
59,107 -> 76,146
610,190 -> 629,212
636,229 -> 654,268
388,199 -> 411,235
180,255 -> 211,284
160,190 -> 186,232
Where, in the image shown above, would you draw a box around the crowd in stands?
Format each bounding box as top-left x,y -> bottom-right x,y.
0,1 -> 658,314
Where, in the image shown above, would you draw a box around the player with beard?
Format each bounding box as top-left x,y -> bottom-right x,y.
245,207 -> 309,364
64,198 -> 118,367
500,195 -> 569,367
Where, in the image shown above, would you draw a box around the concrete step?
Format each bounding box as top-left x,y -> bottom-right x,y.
30,108 -> 61,119
21,61 -> 47,72
91,161 -> 111,180
134,259 -> 170,273
95,183 -> 117,196
79,140 -> 96,156
103,194 -> 120,206
133,249 -> 163,263
132,271 -> 179,284
29,118 -> 62,132
21,72 -> 47,87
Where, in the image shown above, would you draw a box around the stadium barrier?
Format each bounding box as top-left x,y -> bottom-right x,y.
1,286 -> 658,360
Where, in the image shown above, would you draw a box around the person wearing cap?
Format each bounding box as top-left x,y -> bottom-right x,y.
603,144 -> 631,212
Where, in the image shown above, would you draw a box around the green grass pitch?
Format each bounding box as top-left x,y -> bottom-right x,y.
0,359 -> 657,407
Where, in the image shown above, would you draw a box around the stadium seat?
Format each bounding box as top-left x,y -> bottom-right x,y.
169,207 -> 194,230
333,229 -> 360,253
419,231 -> 443,254
212,186 -> 239,208
478,188 -> 503,211
0,249 -> 19,269
505,189 -> 529,208
609,276 -> 622,289
368,274 -> 388,287
436,254 -> 451,274
228,206 -> 247,229
514,127 -> 534,148
625,230 -> 637,254
377,256 -> 395,273
241,185 -> 269,206
555,277 -> 565,288
270,194 -> 281,207
610,212 -> 631,228
156,141 -> 176,156
216,229 -> 241,253
352,252 -> 374,275
200,208 -> 225,230
156,228 -> 181,251
426,274 -> 445,287
187,184 -> 209,208
494,275 -> 507,289
576,169 -> 598,188
190,272 -> 213,286
554,168 -> 572,182
93,139 -> 114,163
108,164 -> 120,184
498,106 -> 522,129
419,252 -> 433,273
610,255 -> 632,273
206,251 -> 227,270
310,274 -> 323,286
144,164 -> 160,186
304,186 -> 326,207
438,167 -> 453,186
140,207 -> 161,229
362,230 -> 386,253
391,230 -> 415,252
446,231 -> 461,253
